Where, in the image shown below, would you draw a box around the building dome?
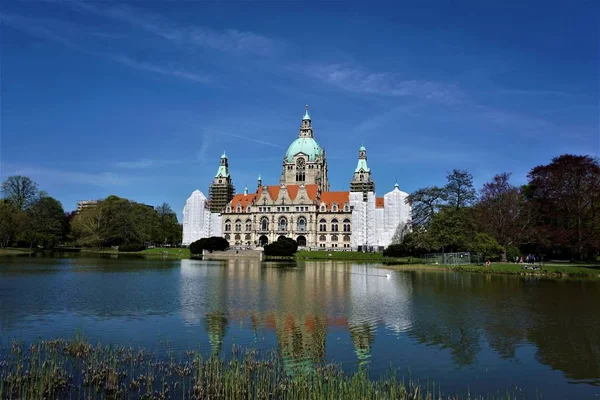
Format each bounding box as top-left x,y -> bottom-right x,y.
285,137 -> 322,162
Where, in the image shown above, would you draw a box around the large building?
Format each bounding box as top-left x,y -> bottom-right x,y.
182,106 -> 411,250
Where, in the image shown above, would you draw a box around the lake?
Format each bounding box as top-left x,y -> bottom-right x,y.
0,255 -> 598,399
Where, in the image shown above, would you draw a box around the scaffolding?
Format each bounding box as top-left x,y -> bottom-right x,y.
209,182 -> 235,213
421,252 -> 474,265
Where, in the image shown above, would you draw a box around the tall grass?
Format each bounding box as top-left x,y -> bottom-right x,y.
0,336 -> 516,399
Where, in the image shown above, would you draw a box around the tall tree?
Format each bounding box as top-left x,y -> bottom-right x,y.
405,186 -> 446,227
155,202 -> 181,245
477,173 -> 532,261
0,200 -> 24,247
71,205 -> 105,248
24,196 -> 66,249
1,176 -> 39,209
445,169 -> 477,209
527,154 -> 600,260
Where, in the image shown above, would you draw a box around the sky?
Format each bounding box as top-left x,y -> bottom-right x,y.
1,1 -> 598,219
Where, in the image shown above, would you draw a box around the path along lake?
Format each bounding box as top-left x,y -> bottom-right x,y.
1,255 -> 598,399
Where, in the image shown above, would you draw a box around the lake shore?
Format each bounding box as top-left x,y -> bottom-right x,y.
0,248 -> 33,256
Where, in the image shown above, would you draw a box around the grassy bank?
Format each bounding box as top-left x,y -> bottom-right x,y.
295,250 -> 418,264
384,262 -> 600,278
81,247 -> 191,259
0,248 -> 33,256
0,337 -> 502,400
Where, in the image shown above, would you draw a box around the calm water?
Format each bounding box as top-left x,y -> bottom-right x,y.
1,255 -> 599,399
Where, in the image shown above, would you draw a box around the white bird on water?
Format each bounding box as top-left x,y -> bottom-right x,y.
386,274 -> 391,279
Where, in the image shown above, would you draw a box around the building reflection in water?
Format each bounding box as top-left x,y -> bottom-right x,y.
178,259 -> 415,371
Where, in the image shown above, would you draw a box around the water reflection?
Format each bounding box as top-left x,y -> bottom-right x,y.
1,256 -> 599,397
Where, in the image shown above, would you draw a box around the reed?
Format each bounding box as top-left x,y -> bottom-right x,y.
0,336 -> 513,399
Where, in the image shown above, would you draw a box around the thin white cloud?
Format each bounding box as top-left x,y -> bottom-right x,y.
1,164 -> 128,187
301,63 -> 466,105
66,1 -> 281,57
182,123 -> 285,149
1,13 -> 211,84
114,158 -> 197,169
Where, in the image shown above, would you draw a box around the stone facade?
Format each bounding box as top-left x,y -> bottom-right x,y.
182,106 -> 412,251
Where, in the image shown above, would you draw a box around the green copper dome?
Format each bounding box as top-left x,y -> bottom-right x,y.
285,137 -> 322,162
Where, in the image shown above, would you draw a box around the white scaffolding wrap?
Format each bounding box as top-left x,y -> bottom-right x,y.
182,190 -> 222,245
350,184 -> 411,250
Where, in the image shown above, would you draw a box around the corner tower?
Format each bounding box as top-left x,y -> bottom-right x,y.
281,105 -> 329,192
209,152 -> 235,213
350,145 -> 375,195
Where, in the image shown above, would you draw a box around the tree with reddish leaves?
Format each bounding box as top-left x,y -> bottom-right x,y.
476,173 -> 533,261
527,154 -> 600,261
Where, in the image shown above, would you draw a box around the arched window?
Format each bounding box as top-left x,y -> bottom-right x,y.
225,234 -> 230,240
331,234 -> 338,242
320,204 -> 326,212
225,219 -> 231,232
331,219 -> 339,232
343,234 -> 351,242
332,203 -> 338,212
319,218 -> 327,232
296,158 -> 306,182
234,234 -> 241,240
246,206 -> 251,213
245,219 -> 252,231
235,219 -> 242,232
278,217 -> 288,231
359,174 -> 364,181
260,217 -> 269,231
343,219 -> 351,232
297,217 -> 307,232
319,234 -> 326,242
244,233 -> 251,241
236,206 -> 241,213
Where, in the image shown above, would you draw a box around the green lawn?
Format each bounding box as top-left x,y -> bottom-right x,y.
0,248 -> 33,256
295,251 -> 384,260
81,247 -> 191,258
383,262 -> 600,278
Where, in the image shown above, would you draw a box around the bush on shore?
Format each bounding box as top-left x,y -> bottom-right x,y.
190,236 -> 229,254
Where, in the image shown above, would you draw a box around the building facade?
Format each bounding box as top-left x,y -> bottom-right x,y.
182,106 -> 411,250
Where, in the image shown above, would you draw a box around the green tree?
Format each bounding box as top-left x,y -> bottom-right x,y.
405,186 -> 446,227
71,205 -> 105,247
0,200 -> 25,247
24,196 -> 66,249
155,202 -> 181,245
428,207 -> 477,252
471,232 -> 504,261
445,169 -> 477,209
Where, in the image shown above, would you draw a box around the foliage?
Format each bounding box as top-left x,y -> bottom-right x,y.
445,169 -> 477,209
154,202 -> 182,245
526,154 -> 600,261
0,200 -> 25,248
24,196 -> 67,249
118,242 -> 146,252
1,175 -> 39,209
383,243 -> 405,257
264,237 -> 298,256
471,232 -> 504,261
405,186 -> 446,227
190,236 -> 229,254
390,221 -> 409,245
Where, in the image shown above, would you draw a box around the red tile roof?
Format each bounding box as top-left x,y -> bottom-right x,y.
255,184 -> 319,201
375,197 -> 384,208
319,191 -> 349,211
230,193 -> 256,210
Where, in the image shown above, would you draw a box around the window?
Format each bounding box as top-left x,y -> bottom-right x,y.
332,234 -> 338,242
234,234 -> 241,240
235,219 -> 242,232
319,234 -> 326,242
245,234 -> 251,241
236,206 -> 241,213
245,219 -> 252,231
332,203 -> 338,212
331,219 -> 339,232
246,206 -> 251,213
260,217 -> 269,231
360,174 -> 364,181
297,217 -> 307,232
343,219 -> 351,232
278,217 -> 288,231
343,234 -> 351,242
320,205 -> 326,212
225,219 -> 231,232
225,234 -> 230,240
319,218 -> 327,232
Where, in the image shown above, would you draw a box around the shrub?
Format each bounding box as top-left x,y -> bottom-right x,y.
383,243 -> 406,258
118,242 -> 145,252
190,236 -> 229,254
264,237 -> 298,257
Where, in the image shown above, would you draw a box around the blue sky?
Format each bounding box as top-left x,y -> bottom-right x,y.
1,1 -> 598,218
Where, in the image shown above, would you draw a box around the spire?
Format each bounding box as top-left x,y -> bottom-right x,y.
302,104 -> 311,120
244,186 -> 248,195
221,151 -> 227,159
394,182 -> 399,189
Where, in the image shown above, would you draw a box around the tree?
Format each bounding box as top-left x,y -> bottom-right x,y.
71,205 -> 105,247
264,237 -> 298,256
0,200 -> 24,247
476,173 -> 532,261
405,186 -> 446,227
24,196 -> 66,249
527,154 -> 600,260
190,237 -> 229,254
155,202 -> 182,245
471,232 -> 504,261
1,176 -> 39,209
445,169 -> 477,209
390,221 -> 409,245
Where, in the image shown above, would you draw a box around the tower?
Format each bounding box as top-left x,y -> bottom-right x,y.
350,145 -> 375,197
282,105 -> 329,192
209,152 -> 235,213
